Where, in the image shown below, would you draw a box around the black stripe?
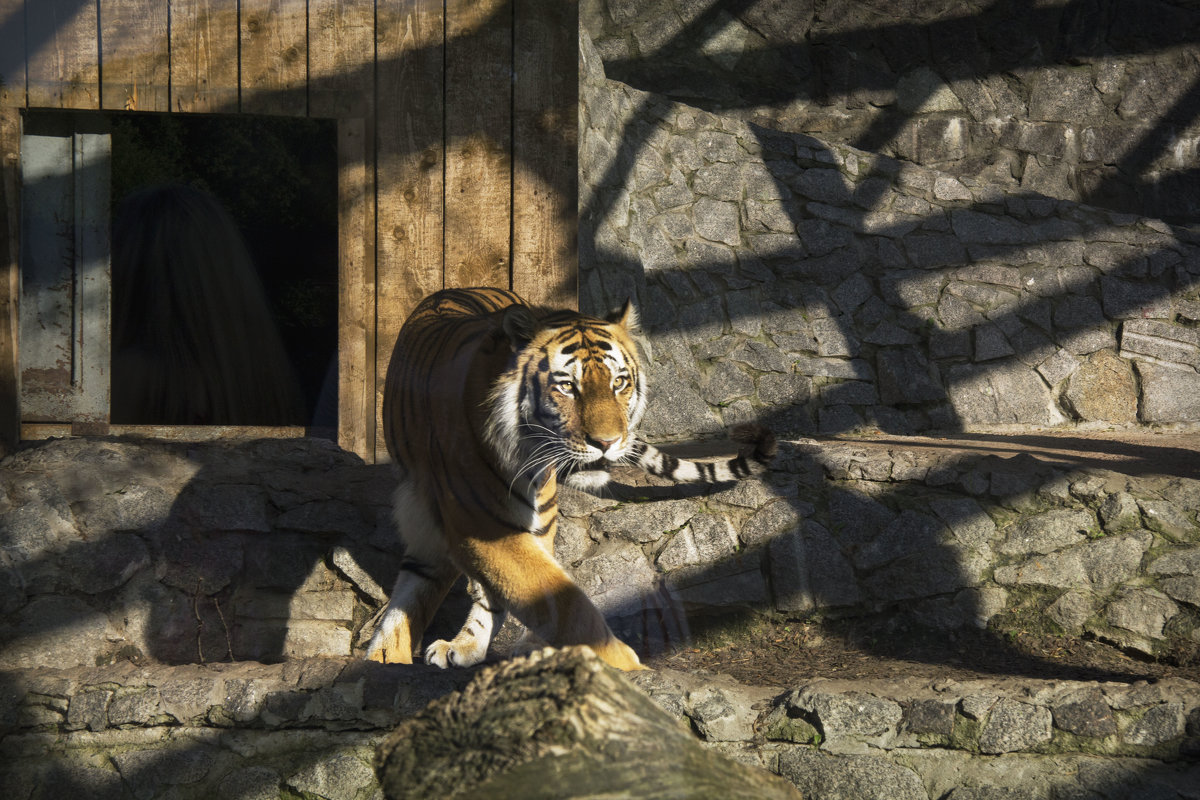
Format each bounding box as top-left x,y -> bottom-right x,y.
660,453 -> 680,477
398,557 -> 436,582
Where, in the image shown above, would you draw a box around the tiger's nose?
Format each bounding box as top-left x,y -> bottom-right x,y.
588,435 -> 620,452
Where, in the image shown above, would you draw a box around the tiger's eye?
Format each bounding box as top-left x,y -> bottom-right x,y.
555,381 -> 575,397
612,376 -> 630,392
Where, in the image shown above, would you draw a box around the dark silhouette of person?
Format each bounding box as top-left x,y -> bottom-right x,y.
110,184 -> 306,426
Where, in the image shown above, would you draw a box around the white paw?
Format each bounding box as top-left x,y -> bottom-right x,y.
364,610 -> 414,664
424,637 -> 487,668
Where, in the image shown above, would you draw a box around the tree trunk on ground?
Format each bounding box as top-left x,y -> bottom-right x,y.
376,646 -> 803,800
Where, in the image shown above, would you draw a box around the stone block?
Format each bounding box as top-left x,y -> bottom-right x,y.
778,749 -> 927,800
998,509 -> 1094,556
1121,321 -> 1200,369
1099,491 -> 1142,533
978,699 -> 1052,754
1102,276 -> 1173,320
1052,689 -> 1117,738
1029,68 -> 1108,122
1137,501 -> 1195,544
790,688 -> 902,740
177,484 -> 271,533
573,539 -> 660,618
666,551 -> 768,610
286,754 -> 376,800
1047,591 -> 1094,633
1136,361 -> 1200,423
1105,588 -> 1179,641
950,209 -> 1033,245
1124,703 -> 1186,747
1064,349 -> 1139,423
946,361 -> 1059,425
877,349 -> 944,405
1036,348 -> 1081,386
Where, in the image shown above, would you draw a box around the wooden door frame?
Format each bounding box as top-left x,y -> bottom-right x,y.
0,110 -> 375,460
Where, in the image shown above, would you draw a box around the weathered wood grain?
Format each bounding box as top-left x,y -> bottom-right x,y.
377,648 -> 804,800
99,0 -> 169,111
308,0 -> 374,119
512,0 -> 579,309
169,0 -> 239,113
375,0 -> 446,461
26,0 -> 100,108
337,117 -> 375,460
21,423 -> 317,441
0,0 -> 26,108
0,106 -> 18,455
240,0 -> 307,116
444,0 -> 513,290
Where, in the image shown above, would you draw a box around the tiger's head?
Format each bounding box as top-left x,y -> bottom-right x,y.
486,301 -> 647,487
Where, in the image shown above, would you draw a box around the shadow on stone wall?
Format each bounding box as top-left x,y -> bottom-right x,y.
589,0 -> 1200,226
572,0 -> 1200,729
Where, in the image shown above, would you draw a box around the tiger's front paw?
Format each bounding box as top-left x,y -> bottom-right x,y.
425,636 -> 488,669
589,638 -> 649,671
364,610 -> 415,664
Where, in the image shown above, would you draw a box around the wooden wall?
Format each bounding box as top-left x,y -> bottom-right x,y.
0,0 -> 579,462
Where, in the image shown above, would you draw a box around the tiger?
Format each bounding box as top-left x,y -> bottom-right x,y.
363,287 -> 775,671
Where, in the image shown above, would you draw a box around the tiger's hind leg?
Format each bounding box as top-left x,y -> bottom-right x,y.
424,578 -> 505,668
364,481 -> 459,664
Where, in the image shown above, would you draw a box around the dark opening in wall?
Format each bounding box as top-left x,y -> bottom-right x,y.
20,110 -> 338,429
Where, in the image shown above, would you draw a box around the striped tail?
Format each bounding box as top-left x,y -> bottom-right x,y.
627,423 -> 776,483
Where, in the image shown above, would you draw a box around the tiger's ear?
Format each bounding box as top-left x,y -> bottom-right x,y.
501,305 -> 539,351
605,299 -> 640,332
606,299 -> 651,360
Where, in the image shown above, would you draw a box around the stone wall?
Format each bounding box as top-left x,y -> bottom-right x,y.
583,0 -> 1200,227
5,431 -> 1198,680
3,649 -> 1199,799
0,438 -> 399,672
578,30 -> 1200,440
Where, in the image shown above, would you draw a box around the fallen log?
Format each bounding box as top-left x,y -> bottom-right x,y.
376,646 -> 802,800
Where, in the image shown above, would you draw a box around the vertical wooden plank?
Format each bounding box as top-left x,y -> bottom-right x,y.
375,0 -> 445,461
169,0 -> 239,113
26,0 -> 101,108
99,0 -> 170,111
512,0 -> 578,309
308,0 -> 374,119
18,123 -> 111,424
337,117 -> 374,460
0,106 -> 18,455
240,0 -> 308,116
0,0 -> 26,108
19,128 -> 76,421
309,0 -> 376,458
73,131 -> 112,423
443,0 -> 512,289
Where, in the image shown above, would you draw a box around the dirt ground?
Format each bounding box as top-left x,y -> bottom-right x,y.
646,429 -> 1200,688
646,615 -> 1200,688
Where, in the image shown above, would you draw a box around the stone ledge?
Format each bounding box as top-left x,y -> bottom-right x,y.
0,658 -> 470,736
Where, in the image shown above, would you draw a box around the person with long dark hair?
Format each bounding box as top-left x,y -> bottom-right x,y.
110,184 -> 306,426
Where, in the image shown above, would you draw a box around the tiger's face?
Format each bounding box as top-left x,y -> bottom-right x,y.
489,302 -> 647,481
